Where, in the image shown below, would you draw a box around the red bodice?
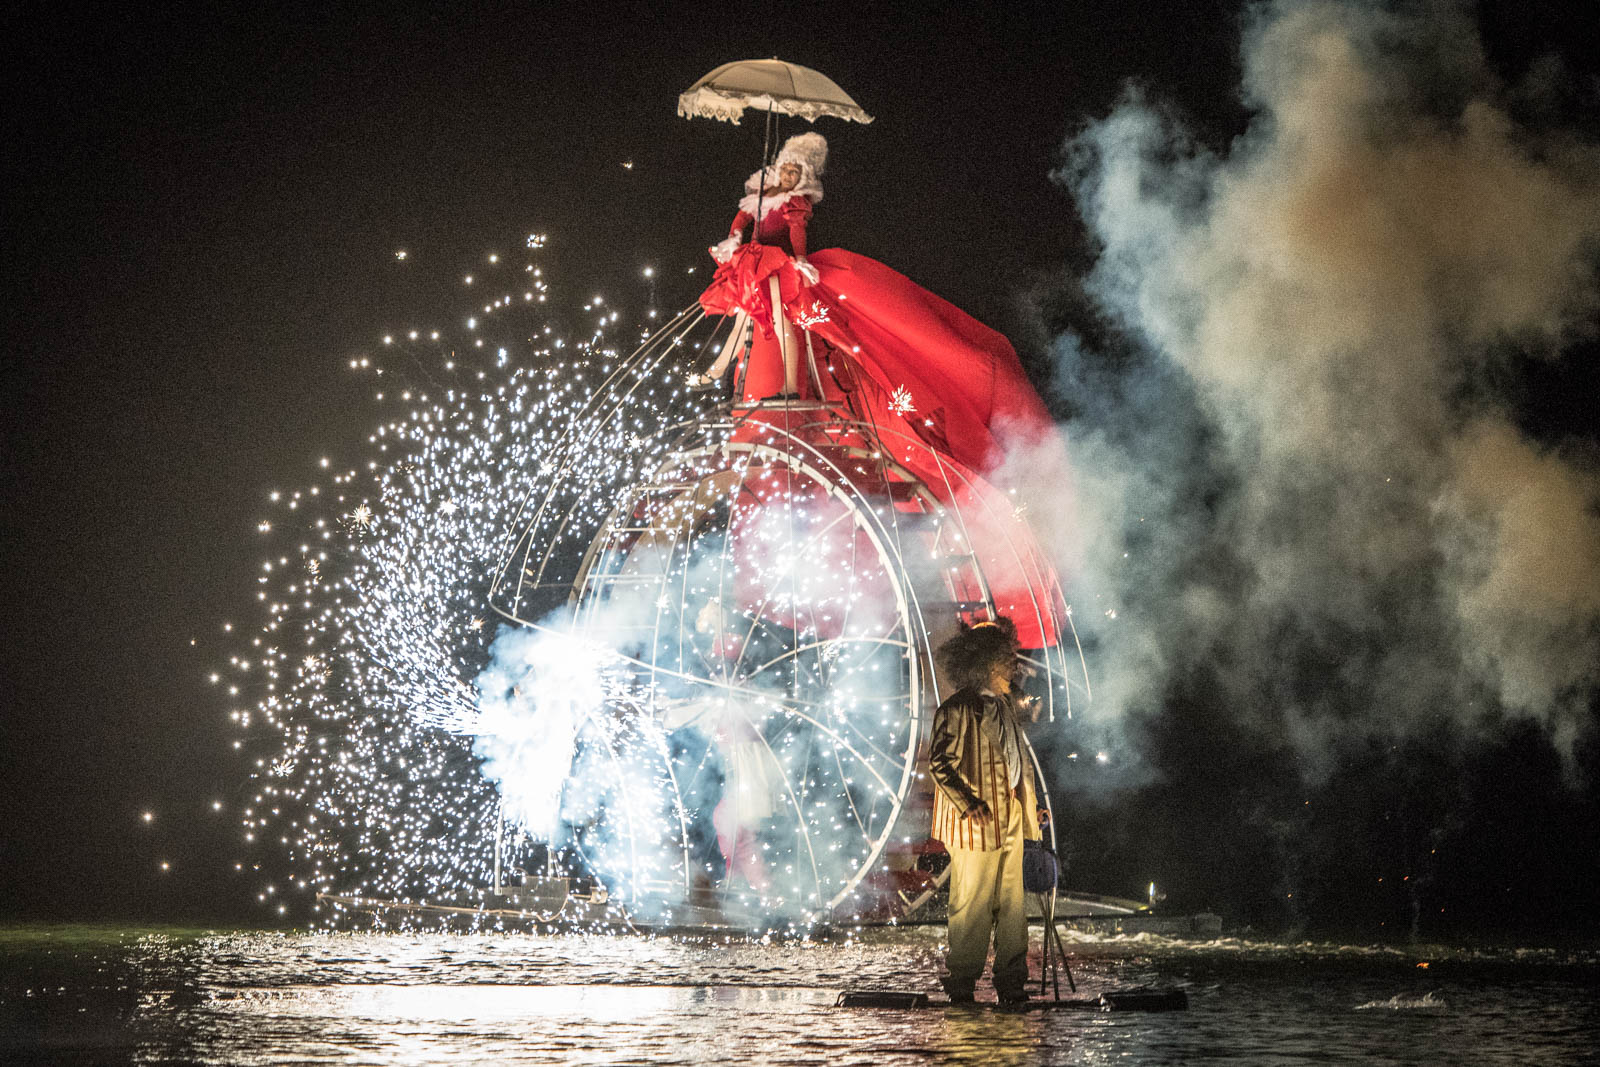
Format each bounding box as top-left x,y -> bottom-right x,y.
729,193 -> 812,257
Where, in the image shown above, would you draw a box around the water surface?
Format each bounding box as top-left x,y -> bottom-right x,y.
3,924 -> 1594,1064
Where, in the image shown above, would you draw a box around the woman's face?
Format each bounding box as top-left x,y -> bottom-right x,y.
776,162 -> 802,191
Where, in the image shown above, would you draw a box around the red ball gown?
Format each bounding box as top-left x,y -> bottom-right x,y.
699,191 -> 1057,475
698,192 -> 1072,649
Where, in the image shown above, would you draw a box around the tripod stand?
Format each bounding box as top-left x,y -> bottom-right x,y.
1033,888 -> 1077,999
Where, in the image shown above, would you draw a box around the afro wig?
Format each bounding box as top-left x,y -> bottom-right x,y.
936,617 -> 1019,692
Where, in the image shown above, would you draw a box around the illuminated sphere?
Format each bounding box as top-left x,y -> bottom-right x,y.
488,306 -> 1087,923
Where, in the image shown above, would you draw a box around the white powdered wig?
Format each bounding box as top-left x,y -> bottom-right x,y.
741,131 -> 828,207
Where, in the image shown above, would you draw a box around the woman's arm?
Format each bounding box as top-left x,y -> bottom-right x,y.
711,210 -> 754,263
782,198 -> 812,258
781,197 -> 818,282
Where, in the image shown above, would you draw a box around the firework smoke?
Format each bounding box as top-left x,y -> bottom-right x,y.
1051,0 -> 1600,780
471,624 -> 609,840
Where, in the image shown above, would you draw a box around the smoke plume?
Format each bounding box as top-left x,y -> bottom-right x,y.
472,624 -> 609,840
1051,0 -> 1600,781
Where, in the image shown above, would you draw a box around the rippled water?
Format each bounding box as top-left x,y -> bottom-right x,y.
2,924 -> 1595,1064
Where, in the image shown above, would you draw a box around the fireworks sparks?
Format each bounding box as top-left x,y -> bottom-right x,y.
220,231 -> 1084,931
221,241 -> 712,922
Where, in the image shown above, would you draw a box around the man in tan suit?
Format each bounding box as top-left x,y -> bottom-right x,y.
928,618 -> 1042,1006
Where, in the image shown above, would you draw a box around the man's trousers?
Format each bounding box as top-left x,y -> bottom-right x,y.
943,796 -> 1028,997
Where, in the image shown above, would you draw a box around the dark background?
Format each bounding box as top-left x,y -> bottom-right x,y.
4,1 -> 1596,938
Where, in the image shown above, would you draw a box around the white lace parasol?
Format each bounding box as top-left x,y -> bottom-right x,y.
678,58 -> 874,125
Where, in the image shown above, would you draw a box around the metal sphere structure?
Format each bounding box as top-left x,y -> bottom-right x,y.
487,304 -> 1088,924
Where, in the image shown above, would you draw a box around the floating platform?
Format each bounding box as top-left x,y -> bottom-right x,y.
835,987 -> 1189,1012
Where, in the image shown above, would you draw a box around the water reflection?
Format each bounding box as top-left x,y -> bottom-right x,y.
930,1008 -> 1049,1067
211,982 -> 702,1022
196,982 -> 1074,1066
2,926 -> 1595,1066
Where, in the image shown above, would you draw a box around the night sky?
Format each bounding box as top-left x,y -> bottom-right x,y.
5,1 -> 1597,936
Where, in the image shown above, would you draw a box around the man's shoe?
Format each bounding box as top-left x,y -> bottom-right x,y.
941,977 -> 976,1005
996,990 -> 1030,1012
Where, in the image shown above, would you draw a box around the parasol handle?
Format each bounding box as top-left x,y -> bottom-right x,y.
753,100 -> 775,238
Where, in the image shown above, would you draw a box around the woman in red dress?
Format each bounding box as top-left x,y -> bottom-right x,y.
697,134 -> 1073,650
698,132 -> 827,399
696,133 -> 1058,477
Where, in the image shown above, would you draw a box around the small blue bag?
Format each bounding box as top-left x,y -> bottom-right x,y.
1022,840 -> 1058,893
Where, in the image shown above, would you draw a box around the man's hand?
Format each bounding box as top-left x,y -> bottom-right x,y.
963,801 -> 993,827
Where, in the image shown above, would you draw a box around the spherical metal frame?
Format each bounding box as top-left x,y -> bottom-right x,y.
485,303 -> 1088,924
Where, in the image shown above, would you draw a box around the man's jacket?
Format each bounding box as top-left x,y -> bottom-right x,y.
928,687 -> 1042,851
